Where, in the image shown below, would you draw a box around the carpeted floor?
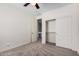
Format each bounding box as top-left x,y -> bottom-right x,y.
0,41 -> 78,56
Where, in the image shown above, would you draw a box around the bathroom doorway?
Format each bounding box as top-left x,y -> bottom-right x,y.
37,19 -> 42,41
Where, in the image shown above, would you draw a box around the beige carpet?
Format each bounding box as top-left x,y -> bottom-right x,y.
0,41 -> 78,56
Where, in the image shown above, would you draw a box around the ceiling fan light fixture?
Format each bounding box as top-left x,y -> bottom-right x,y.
31,3 -> 36,5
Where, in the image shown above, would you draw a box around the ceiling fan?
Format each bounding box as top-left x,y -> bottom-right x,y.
24,3 -> 40,9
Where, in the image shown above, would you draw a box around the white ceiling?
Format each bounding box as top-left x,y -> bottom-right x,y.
12,3 -> 71,16
36,3 -> 71,16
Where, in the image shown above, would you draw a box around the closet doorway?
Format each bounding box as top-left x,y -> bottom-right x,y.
46,19 -> 56,45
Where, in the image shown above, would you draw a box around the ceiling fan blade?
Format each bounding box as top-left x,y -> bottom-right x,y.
24,3 -> 30,6
35,3 -> 40,9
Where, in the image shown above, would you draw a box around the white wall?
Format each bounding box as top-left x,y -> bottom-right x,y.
31,17 -> 38,42
47,20 -> 56,32
41,4 -> 79,53
0,4 -> 37,52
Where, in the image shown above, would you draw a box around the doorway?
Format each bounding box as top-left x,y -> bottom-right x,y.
46,19 -> 56,45
37,19 -> 42,41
